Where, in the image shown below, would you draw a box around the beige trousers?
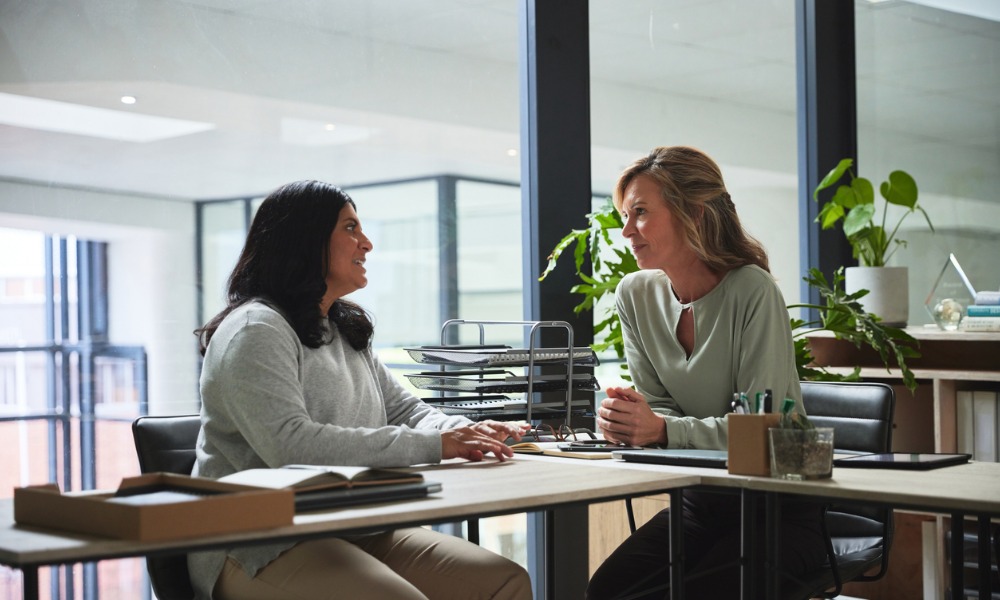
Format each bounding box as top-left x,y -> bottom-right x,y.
214,527 -> 532,600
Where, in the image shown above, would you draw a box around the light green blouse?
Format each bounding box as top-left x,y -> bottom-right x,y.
615,265 -> 802,450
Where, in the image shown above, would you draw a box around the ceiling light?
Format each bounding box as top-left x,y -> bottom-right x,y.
281,118 -> 372,146
120,95 -> 137,105
506,148 -> 518,157
0,92 -> 214,143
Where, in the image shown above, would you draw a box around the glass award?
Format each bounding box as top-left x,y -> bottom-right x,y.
924,254 -> 976,330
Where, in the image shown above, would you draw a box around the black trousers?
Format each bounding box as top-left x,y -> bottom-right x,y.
586,489 -> 826,600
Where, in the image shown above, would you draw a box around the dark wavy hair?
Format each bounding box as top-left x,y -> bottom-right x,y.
195,180 -> 374,354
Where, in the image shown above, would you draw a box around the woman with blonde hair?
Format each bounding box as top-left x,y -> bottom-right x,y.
587,147 -> 823,598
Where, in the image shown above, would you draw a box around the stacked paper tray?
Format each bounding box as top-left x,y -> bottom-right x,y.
425,396 -> 593,420
405,345 -> 598,367
405,370 -> 600,394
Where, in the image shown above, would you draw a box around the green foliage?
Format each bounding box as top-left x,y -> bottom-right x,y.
539,201 -> 633,368
788,267 -> 920,394
813,158 -> 934,267
540,201 -> 921,394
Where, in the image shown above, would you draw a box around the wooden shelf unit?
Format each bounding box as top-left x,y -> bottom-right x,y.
806,327 -> 1000,600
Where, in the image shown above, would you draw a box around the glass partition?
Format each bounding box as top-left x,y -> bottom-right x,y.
855,1 -> 1000,324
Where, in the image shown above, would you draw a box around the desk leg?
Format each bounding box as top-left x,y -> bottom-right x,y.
467,518 -> 480,545
978,516 -> 992,600
22,567 -> 39,600
740,490 -> 759,600
951,513 -> 965,599
669,489 -> 684,600
765,492 -> 781,600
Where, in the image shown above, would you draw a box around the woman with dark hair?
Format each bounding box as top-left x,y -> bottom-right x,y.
189,180 -> 532,600
586,147 -> 824,598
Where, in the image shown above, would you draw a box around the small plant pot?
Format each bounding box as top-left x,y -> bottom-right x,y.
845,266 -> 909,326
768,427 -> 834,480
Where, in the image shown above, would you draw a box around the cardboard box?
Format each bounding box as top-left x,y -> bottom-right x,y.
727,413 -> 780,476
14,473 -> 294,542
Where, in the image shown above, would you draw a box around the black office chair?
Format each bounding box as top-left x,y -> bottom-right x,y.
132,414 -> 202,600
783,380 -> 896,599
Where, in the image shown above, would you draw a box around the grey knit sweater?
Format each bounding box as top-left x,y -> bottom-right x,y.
188,301 -> 471,599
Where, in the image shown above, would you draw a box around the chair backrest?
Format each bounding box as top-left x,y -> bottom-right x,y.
800,380 -> 894,453
792,381 -> 896,599
132,415 -> 201,600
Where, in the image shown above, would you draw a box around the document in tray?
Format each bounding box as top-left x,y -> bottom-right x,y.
406,345 -> 598,367
219,464 -> 423,492
406,371 -> 600,394
425,395 -> 525,412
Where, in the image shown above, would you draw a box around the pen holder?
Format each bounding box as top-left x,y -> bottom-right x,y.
727,413 -> 780,476
768,427 -> 835,480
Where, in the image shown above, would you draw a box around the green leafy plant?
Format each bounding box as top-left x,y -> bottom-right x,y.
787,267 -> 920,393
539,202 -> 634,368
541,201 -> 921,393
813,158 -> 934,267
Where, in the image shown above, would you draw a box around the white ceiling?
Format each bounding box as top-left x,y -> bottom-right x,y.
0,0 -> 996,201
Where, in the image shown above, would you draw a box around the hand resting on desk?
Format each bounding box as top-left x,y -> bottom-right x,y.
441,420 -> 530,462
598,387 -> 668,447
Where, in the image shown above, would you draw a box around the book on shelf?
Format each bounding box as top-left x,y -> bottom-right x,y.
405,345 -> 598,367
965,305 -> 1000,317
973,290 -> 1000,305
971,390 -> 998,462
956,390 -> 975,456
961,316 -> 1000,332
219,464 -> 423,492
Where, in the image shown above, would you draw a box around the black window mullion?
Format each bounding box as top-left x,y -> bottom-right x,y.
796,0 -> 858,309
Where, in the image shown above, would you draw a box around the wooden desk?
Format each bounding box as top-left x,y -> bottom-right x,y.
581,456 -> 1000,599
0,457 -> 699,600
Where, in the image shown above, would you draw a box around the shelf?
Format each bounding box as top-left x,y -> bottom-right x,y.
802,327 -> 1000,600
818,367 -> 1000,383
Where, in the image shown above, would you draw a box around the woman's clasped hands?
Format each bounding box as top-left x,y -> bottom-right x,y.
597,386 -> 668,447
441,420 -> 531,462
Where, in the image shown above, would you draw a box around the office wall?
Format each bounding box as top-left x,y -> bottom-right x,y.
0,180 -> 199,414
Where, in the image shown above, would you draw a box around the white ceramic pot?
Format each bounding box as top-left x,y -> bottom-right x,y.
845,266 -> 909,326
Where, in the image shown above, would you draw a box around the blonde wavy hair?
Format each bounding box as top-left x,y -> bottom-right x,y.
613,146 -> 770,274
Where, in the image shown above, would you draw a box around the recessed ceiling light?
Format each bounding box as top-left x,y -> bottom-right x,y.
0,92 -> 215,143
506,148 -> 518,157
281,117 -> 372,146
120,95 -> 137,105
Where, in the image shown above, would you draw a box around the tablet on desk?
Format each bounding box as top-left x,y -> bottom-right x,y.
833,452 -> 971,470
612,449 -> 728,469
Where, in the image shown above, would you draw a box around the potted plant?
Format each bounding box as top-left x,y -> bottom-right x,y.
540,201 -> 920,394
813,158 -> 935,326
769,399 -> 834,480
